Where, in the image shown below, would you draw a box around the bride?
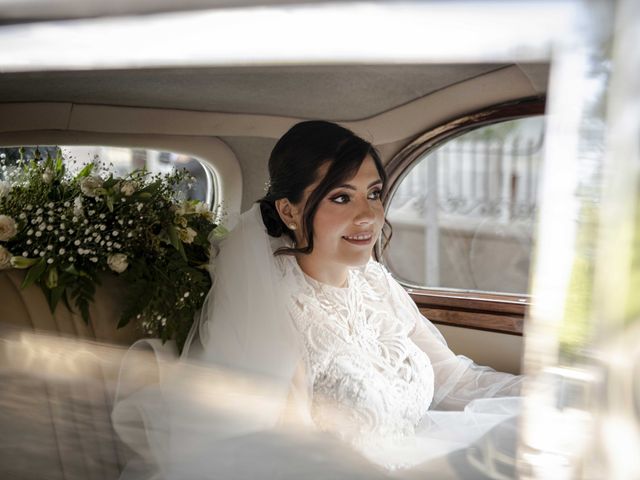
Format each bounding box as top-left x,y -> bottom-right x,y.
113,121 -> 522,479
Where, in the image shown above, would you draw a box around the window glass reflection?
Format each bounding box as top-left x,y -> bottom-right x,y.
0,146 -> 212,204
385,116 -> 545,295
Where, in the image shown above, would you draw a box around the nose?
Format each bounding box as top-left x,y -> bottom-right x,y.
354,197 -> 376,226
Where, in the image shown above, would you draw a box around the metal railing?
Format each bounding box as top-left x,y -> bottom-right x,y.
391,132 -> 544,222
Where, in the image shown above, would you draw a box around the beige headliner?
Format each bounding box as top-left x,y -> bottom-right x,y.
0,63 -> 547,216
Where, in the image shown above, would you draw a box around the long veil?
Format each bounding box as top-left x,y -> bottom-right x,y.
112,205 -> 389,479
112,204 -> 522,479
185,203 -> 301,394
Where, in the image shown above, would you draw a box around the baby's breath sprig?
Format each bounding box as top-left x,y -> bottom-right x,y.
0,148 -> 220,353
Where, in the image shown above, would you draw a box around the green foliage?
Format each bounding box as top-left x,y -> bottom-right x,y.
0,149 -> 219,353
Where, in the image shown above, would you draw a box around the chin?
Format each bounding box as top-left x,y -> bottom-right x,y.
344,252 -> 373,267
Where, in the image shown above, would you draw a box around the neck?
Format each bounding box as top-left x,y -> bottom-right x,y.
295,255 -> 348,288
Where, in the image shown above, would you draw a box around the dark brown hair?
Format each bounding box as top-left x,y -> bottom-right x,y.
257,120 -> 391,255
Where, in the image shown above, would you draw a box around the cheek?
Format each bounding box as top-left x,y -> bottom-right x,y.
312,209 -> 348,243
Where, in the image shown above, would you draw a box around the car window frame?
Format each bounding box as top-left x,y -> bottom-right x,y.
379,97 -> 546,336
0,142 -> 221,211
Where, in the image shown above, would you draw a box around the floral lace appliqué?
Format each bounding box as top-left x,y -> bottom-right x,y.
279,256 -> 435,450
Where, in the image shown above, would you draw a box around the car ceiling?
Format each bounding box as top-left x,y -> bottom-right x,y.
0,63 -> 549,121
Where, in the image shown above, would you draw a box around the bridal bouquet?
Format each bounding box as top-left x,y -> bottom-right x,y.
0,148 -> 221,352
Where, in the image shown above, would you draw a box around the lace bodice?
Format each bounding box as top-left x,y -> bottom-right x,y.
278,256 -> 434,446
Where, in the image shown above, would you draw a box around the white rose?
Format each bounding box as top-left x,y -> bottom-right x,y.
107,253 -> 129,273
175,202 -> 190,216
0,180 -> 11,198
0,215 -> 17,241
178,227 -> 197,244
79,176 -> 104,197
120,181 -> 136,196
73,196 -> 84,217
193,201 -> 214,220
42,168 -> 54,184
0,245 -> 12,270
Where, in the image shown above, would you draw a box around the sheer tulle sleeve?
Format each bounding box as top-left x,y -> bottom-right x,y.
380,264 -> 523,411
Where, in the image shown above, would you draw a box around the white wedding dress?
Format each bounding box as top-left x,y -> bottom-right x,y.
112,205 -> 523,479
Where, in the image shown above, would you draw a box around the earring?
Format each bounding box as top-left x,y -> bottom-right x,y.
288,223 -> 297,230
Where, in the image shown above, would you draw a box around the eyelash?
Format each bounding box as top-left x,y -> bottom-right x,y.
330,189 -> 382,204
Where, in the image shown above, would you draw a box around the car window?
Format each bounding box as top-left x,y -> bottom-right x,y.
384,115 -> 544,295
0,145 -> 215,205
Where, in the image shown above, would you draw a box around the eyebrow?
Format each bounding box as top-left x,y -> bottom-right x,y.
334,179 -> 383,191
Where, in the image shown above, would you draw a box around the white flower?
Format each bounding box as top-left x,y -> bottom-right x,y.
79,176 -> 104,197
73,196 -> 84,217
0,245 -> 12,270
42,168 -> 54,184
193,202 -> 207,214
0,180 -> 11,198
107,253 -> 128,273
120,181 -> 136,196
175,202 -> 189,216
0,215 -> 17,241
10,256 -> 38,269
194,201 -> 215,220
178,227 -> 197,244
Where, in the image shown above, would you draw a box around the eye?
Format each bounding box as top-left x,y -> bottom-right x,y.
330,193 -> 350,204
368,189 -> 382,201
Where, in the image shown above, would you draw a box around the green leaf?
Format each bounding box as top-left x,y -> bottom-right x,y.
166,223 -> 187,261
62,288 -> 72,311
64,265 -> 81,276
38,283 -> 55,314
76,163 -> 94,179
10,256 -> 39,269
49,285 -> 65,311
117,314 -> 131,329
106,195 -> 114,212
21,258 -> 47,289
68,277 -> 95,325
211,225 -> 228,241
45,266 -> 58,289
79,301 -> 90,324
64,265 -> 90,278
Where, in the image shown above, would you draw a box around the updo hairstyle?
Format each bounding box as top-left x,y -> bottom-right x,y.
257,120 -> 389,256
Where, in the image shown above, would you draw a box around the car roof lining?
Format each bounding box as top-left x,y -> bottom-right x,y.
0,62 -> 549,214
0,63 -> 546,121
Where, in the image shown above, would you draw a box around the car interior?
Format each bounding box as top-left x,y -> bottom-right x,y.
0,1 -> 562,477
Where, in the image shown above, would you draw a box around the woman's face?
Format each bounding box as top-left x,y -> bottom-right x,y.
293,155 -> 385,286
